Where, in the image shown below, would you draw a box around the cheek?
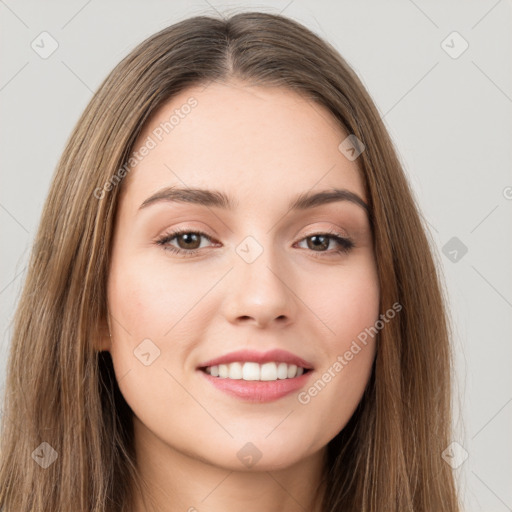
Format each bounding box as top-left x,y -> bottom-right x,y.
294,256 -> 379,435
305,254 -> 380,348
106,256 -> 207,424
108,254 -> 215,341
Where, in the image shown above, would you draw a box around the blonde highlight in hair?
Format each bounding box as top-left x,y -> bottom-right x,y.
0,12 -> 460,511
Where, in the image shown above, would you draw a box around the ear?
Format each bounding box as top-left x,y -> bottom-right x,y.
95,315 -> 112,352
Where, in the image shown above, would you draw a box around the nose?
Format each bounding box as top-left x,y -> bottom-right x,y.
221,249 -> 297,329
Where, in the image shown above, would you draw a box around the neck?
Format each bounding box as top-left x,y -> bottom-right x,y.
130,416 -> 327,512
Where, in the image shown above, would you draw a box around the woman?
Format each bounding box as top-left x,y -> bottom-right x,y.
0,11 -> 460,512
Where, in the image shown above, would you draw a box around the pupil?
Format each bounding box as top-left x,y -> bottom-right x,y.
309,235 -> 328,251
181,233 -> 200,249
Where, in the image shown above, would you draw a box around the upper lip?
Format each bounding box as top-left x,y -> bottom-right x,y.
198,349 -> 314,370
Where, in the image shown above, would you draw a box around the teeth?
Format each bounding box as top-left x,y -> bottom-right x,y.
229,362 -> 243,379
243,362 -> 260,381
205,362 -> 307,381
261,362 -> 277,381
218,364 -> 229,378
277,362 -> 288,379
287,364 -> 298,378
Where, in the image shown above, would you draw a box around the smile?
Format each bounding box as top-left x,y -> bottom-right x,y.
202,361 -> 308,381
197,348 -> 314,402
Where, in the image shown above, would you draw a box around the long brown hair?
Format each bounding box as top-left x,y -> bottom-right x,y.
0,11 -> 460,511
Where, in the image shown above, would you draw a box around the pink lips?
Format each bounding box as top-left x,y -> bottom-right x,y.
197,348 -> 314,403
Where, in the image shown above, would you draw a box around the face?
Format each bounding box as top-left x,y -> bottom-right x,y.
102,80 -> 380,471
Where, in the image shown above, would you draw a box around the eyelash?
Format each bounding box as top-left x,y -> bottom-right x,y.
155,227 -> 355,259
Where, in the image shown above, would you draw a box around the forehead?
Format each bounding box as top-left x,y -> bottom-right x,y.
121,80 -> 366,213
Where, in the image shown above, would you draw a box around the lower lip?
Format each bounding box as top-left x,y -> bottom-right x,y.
198,369 -> 313,403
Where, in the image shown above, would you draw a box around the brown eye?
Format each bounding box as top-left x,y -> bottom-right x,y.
306,235 -> 330,251
175,232 -> 202,250
296,231 -> 355,256
156,229 -> 354,258
156,230 -> 215,257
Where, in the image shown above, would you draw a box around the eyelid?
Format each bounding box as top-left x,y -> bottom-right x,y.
155,227 -> 219,249
300,224 -> 349,239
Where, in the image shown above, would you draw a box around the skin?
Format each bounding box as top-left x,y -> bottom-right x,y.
99,79 -> 380,512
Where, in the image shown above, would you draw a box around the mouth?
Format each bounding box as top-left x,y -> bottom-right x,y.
196,349 -> 314,402
200,361 -> 311,381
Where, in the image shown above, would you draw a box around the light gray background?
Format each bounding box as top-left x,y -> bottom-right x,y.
1,1 -> 511,510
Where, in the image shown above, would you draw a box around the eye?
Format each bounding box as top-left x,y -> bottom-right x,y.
155,229 -> 217,257
294,228 -> 355,256
155,228 -> 355,258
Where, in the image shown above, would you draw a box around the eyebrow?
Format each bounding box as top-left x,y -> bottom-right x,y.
138,186 -> 369,215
